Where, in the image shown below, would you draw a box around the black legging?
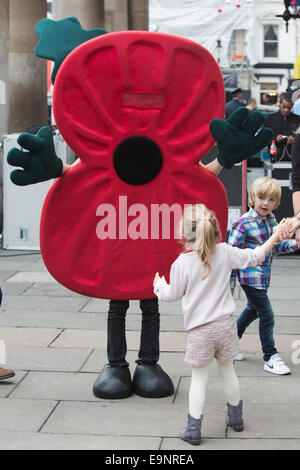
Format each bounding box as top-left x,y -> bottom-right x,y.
107,298 -> 160,367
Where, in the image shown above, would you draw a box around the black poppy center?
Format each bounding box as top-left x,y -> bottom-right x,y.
113,136 -> 163,185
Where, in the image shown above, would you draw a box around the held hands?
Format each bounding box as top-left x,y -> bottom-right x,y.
209,107 -> 274,169
273,218 -> 295,242
153,272 -> 165,287
7,126 -> 63,186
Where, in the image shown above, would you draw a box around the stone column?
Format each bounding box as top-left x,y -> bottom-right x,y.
52,0 -> 105,29
0,0 -> 48,137
104,0 -> 148,32
0,0 -> 48,232
104,0 -> 128,31
128,0 -> 148,31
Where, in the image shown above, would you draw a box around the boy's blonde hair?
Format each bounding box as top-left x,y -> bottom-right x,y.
180,204 -> 221,280
248,177 -> 281,210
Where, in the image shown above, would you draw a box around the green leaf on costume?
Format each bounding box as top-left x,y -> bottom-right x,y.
35,17 -> 107,84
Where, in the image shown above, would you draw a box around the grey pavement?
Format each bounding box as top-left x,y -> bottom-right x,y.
0,249 -> 299,450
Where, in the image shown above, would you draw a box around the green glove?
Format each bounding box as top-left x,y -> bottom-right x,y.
209,107 -> 274,169
7,127 -> 63,186
35,17 -> 107,83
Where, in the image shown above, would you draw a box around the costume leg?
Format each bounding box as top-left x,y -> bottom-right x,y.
137,298 -> 160,365
132,298 -> 174,398
93,300 -> 132,399
107,300 -> 129,367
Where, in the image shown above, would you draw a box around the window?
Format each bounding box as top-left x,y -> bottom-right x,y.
260,82 -> 279,105
228,30 -> 247,65
263,25 -> 278,58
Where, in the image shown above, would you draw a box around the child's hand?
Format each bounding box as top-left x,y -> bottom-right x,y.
274,218 -> 295,241
153,272 -> 165,287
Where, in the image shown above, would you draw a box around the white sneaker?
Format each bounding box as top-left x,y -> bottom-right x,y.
264,353 -> 291,375
235,351 -> 245,361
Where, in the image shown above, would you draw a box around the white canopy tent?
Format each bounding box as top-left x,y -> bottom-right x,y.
149,0 -> 257,68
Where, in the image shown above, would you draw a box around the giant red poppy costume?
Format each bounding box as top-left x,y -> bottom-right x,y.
7,18 -> 273,400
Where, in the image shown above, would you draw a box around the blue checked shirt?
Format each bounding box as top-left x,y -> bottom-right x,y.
228,208 -> 298,290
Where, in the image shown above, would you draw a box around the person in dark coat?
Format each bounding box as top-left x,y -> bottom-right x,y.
225,88 -> 246,119
265,93 -> 300,161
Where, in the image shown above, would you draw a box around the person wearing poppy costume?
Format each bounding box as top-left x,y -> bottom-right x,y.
7,17 -> 274,400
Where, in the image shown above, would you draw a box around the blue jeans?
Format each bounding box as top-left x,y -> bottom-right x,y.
237,285 -> 277,362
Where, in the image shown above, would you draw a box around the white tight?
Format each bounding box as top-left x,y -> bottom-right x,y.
189,361 -> 240,419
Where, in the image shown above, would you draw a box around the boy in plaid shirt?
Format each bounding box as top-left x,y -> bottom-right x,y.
228,177 -> 298,375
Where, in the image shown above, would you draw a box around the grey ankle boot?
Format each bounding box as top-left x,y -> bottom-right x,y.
180,414 -> 203,445
226,400 -> 243,431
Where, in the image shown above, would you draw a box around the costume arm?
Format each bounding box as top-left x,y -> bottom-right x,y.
209,107 -> 274,170
7,127 -> 63,186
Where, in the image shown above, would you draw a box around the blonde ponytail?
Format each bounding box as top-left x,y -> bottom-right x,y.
180,204 -> 220,280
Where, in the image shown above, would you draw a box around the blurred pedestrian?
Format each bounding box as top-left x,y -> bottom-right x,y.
247,98 -> 257,111
225,88 -> 246,118
0,288 -> 15,381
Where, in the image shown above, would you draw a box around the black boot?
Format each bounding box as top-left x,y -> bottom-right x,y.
132,363 -> 174,398
93,364 -> 133,399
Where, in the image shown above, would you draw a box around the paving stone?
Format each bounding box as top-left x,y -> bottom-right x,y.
0,271 -> 18,282
10,371 -> 99,401
0,260 -> 46,272
1,282 -> 34,295
82,349 -> 189,377
267,287 -> 300,300
175,376 -> 300,405
270,275 -> 300,287
239,333 -> 300,354
0,310 -> 107,330
6,346 -> 92,372
161,437 -> 300,450
22,283 -> 85,297
0,308 -> 185,331
0,308 -> 298,333
9,370 -> 180,405
0,370 -> 28,398
234,299 -> 300,317
0,431 -> 161,450
0,398 -> 57,432
41,402 -> 226,438
7,272 -> 57,283
1,295 -> 89,312
227,404 -> 300,439
50,329 -> 187,352
0,327 -> 62,347
233,316 -> 300,334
